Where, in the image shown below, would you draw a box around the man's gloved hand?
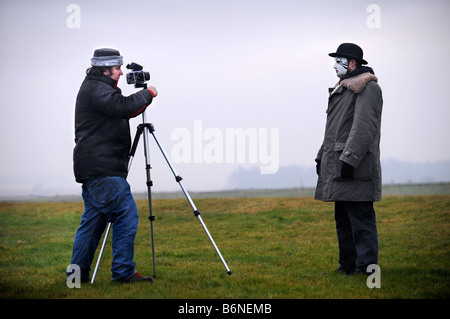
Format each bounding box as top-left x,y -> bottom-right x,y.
148,86 -> 158,97
340,161 -> 354,179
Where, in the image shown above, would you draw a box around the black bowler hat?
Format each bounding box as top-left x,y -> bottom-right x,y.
329,43 -> 368,65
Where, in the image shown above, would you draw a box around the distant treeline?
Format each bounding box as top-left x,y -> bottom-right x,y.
2,183 -> 449,202
142,182 -> 450,200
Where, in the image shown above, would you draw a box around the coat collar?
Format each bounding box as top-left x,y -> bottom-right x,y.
329,71 -> 378,96
86,74 -> 118,88
340,72 -> 378,94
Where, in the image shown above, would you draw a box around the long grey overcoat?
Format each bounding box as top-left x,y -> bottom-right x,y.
315,70 -> 383,202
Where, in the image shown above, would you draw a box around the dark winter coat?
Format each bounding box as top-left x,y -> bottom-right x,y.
315,67 -> 383,202
73,74 -> 153,183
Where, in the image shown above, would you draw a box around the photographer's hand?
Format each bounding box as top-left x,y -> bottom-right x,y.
147,86 -> 158,97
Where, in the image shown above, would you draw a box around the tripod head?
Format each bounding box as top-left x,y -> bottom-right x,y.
134,83 -> 147,89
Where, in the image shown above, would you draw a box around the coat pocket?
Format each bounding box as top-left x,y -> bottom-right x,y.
353,152 -> 373,181
84,178 -> 113,207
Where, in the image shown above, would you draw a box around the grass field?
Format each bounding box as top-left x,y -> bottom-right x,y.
0,195 -> 449,300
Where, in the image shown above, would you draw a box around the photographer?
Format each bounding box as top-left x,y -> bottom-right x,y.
69,48 -> 158,283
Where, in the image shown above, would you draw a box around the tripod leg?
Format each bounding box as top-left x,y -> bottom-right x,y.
128,123 -> 143,171
141,113 -> 157,277
91,221 -> 112,284
149,124 -> 232,275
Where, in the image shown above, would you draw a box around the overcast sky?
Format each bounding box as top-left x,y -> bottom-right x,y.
0,0 -> 449,196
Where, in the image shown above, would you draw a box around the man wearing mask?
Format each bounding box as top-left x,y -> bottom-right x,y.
69,48 -> 158,283
315,43 -> 383,275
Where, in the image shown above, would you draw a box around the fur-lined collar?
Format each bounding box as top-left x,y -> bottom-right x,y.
340,72 -> 378,94
331,72 -> 378,95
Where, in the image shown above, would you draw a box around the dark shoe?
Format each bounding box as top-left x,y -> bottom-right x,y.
335,265 -> 355,275
347,268 -> 370,276
116,272 -> 154,283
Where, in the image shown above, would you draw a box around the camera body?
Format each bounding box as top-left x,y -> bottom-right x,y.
126,63 -> 150,86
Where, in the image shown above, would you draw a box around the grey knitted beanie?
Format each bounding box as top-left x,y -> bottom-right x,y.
91,48 -> 123,67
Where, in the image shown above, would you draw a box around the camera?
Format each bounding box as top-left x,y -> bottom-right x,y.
126,63 -> 150,86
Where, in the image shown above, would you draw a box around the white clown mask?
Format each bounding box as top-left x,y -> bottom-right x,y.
334,57 -> 348,78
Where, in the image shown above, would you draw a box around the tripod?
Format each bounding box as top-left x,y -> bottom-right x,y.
91,104 -> 232,284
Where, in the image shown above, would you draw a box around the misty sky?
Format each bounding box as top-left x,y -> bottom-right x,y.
0,0 -> 449,196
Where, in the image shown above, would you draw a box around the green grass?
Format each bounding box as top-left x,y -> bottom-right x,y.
0,196 -> 449,299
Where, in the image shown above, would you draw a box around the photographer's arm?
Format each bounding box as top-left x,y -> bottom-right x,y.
93,85 -> 157,119
128,86 -> 158,118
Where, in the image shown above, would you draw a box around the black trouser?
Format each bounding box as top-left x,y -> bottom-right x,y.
335,201 -> 378,272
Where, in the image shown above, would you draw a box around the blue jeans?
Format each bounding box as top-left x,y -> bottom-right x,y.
69,176 -> 139,280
